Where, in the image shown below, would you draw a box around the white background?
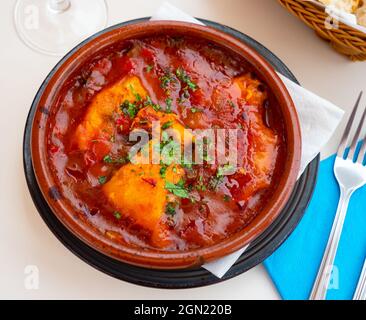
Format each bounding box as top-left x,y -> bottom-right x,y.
1,0 -> 366,299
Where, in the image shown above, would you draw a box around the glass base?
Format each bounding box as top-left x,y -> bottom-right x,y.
14,0 -> 108,56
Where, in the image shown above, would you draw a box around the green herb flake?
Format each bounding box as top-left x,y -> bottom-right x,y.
229,100 -> 236,109
165,203 -> 176,216
103,155 -> 113,163
116,156 -> 129,164
196,184 -> 207,191
152,104 -> 161,111
160,165 -> 168,178
103,154 -> 129,165
160,72 -> 174,89
144,95 -> 153,106
217,163 -> 235,177
190,107 -> 201,113
135,93 -> 142,102
223,195 -> 231,202
113,211 -> 122,219
162,120 -> 174,130
182,160 -> 193,169
144,96 -> 161,111
120,100 -> 138,119
145,64 -> 154,73
98,176 -> 107,185
129,84 -> 141,102
208,175 -> 224,191
175,67 -> 198,92
165,97 -> 173,113
165,180 -> 189,199
195,175 -> 207,191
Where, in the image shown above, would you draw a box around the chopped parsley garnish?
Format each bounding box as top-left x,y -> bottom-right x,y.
195,137 -> 213,163
116,156 -> 129,164
229,100 -> 236,109
223,195 -> 231,202
152,104 -> 161,111
196,183 -> 207,191
165,203 -> 176,216
190,107 -> 201,113
160,164 -> 168,178
103,155 -> 113,163
176,67 -> 198,91
145,64 -> 154,72
103,154 -> 129,165
160,138 -> 181,166
144,95 -> 153,106
162,120 -> 174,130
165,97 -> 173,113
217,163 -> 235,177
129,84 -> 141,102
208,175 -> 224,190
160,71 -> 175,89
144,96 -> 161,111
165,180 -> 189,198
120,100 -> 138,119
208,164 -> 236,190
113,211 -> 122,219
181,158 -> 193,169
98,176 -> 107,185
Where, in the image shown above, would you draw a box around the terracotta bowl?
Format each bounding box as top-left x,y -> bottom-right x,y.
30,21 -> 301,269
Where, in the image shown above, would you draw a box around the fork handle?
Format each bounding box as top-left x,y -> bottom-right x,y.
353,259 -> 366,300
310,187 -> 354,300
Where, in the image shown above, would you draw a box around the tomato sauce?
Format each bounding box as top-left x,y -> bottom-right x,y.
46,35 -> 286,251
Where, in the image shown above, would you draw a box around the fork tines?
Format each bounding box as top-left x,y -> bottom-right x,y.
337,91 -> 366,165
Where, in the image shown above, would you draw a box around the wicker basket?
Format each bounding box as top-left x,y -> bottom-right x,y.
278,0 -> 366,61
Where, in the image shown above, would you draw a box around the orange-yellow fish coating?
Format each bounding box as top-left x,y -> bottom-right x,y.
75,76 -> 147,150
132,106 -> 194,144
103,162 -> 184,247
233,74 -> 278,199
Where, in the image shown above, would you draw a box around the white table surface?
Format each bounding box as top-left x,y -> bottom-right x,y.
1,0 -> 365,299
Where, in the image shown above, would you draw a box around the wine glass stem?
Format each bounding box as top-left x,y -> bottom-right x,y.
48,0 -> 71,13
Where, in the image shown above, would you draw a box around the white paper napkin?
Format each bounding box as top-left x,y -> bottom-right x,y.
151,2 -> 344,278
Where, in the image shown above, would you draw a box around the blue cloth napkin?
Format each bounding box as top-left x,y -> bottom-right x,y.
264,154 -> 366,300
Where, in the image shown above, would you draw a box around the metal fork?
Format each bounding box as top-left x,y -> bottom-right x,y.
354,259 -> 366,300
310,91 -> 366,300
